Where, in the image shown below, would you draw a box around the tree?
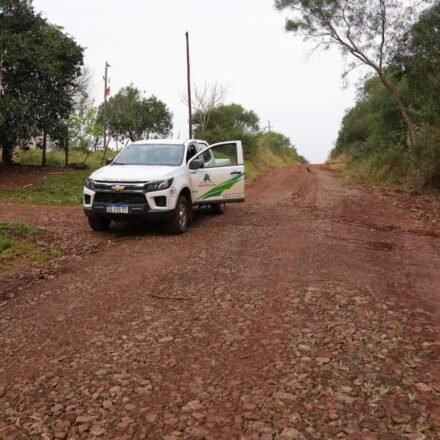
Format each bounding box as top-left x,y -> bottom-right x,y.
0,0 -> 84,165
194,103 -> 260,157
0,0 -> 40,164
30,23 -> 84,166
391,2 -> 440,125
67,67 -> 102,156
181,81 -> 229,135
274,0 -> 432,146
103,85 -> 172,142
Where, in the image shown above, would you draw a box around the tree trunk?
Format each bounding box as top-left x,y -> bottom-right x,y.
41,130 -> 47,167
378,71 -> 417,147
1,141 -> 13,165
64,130 -> 69,168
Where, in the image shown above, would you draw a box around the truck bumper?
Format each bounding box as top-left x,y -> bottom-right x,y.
83,205 -> 175,222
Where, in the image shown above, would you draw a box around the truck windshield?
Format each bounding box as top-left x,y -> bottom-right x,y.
113,144 -> 184,166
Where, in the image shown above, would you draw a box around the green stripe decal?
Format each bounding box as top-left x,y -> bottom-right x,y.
198,173 -> 245,200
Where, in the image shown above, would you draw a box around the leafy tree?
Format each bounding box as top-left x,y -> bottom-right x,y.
0,0 -> 41,164
194,103 -> 260,157
68,94 -> 101,151
66,67 -> 102,155
391,3 -> 440,125
274,0 -> 432,146
181,81 -> 229,134
0,0 -> 84,165
103,85 -> 172,142
333,75 -> 405,158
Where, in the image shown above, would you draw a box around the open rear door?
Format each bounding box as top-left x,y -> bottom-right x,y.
189,141 -> 245,204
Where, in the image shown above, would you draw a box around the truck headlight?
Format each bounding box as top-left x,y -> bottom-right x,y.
85,178 -> 95,190
145,178 -> 173,192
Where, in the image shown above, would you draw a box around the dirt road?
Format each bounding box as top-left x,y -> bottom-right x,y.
0,165 -> 439,439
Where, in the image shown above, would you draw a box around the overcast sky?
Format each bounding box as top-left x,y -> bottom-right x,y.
33,0 -> 359,163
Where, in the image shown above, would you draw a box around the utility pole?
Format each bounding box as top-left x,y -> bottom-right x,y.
267,121 -> 272,132
101,62 -> 110,165
185,32 -> 193,139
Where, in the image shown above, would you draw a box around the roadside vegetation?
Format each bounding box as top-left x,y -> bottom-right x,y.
277,1 -> 439,191
328,3 -> 440,190
0,170 -> 89,204
0,129 -> 304,204
0,221 -> 62,274
1,1 -> 305,202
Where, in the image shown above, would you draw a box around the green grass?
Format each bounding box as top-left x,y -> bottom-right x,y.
13,148 -> 106,169
0,170 -> 89,205
0,235 -> 12,253
0,148 -> 106,205
245,140 -> 299,181
0,221 -> 62,273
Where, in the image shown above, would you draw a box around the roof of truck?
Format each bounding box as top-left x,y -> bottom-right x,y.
129,139 -> 207,146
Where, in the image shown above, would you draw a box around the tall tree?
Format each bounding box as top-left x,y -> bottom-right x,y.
194,103 -> 260,156
0,0 -> 83,165
0,0 -> 39,164
391,2 -> 440,125
103,85 -> 173,142
194,103 -> 259,141
274,0 -> 432,146
181,81 -> 229,135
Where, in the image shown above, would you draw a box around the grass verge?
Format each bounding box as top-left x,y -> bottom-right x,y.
0,171 -> 90,205
0,221 -> 63,274
245,141 -> 300,181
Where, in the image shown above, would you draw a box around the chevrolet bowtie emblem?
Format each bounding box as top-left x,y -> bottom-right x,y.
112,185 -> 125,192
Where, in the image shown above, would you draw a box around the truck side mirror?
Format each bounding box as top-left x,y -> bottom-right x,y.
189,158 -> 204,170
106,158 -> 114,165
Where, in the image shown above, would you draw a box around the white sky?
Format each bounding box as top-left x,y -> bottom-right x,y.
33,0 -> 359,164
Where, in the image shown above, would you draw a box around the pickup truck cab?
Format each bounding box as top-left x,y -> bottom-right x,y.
83,139 -> 245,233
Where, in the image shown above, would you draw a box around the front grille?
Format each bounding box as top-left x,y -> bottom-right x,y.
94,192 -> 147,205
95,182 -> 146,191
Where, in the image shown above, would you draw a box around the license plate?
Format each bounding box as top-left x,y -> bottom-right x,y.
107,205 -> 129,214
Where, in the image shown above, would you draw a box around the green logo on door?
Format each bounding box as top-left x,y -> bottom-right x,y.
204,174 -> 211,183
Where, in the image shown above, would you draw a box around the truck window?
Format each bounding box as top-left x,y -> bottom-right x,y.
186,144 -> 198,163
205,143 -> 238,168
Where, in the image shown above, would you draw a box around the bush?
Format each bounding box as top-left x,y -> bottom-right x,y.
0,235 -> 12,253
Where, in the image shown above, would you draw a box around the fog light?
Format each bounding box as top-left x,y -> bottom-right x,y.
155,196 -> 166,207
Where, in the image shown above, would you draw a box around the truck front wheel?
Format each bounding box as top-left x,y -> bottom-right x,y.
167,195 -> 189,234
88,216 -> 111,231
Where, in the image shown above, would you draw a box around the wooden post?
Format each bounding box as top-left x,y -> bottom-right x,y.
186,32 -> 193,139
101,62 -> 110,164
42,130 -> 47,167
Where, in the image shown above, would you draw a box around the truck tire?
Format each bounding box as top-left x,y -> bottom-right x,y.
167,194 -> 189,234
211,203 -> 226,215
88,216 -> 111,231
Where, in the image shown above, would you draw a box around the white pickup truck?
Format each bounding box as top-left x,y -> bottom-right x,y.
83,139 -> 245,233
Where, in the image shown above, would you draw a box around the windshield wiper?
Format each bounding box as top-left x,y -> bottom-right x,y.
111,162 -> 126,165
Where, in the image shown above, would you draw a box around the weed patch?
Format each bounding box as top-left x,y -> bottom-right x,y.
0,221 -> 62,273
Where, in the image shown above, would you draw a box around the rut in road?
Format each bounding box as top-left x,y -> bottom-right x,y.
0,165 -> 439,439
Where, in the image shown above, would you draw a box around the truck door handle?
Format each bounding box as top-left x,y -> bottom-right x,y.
230,171 -> 241,175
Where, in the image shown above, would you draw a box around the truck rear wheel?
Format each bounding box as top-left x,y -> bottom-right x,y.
88,216 -> 111,231
167,195 -> 189,234
211,203 -> 226,215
